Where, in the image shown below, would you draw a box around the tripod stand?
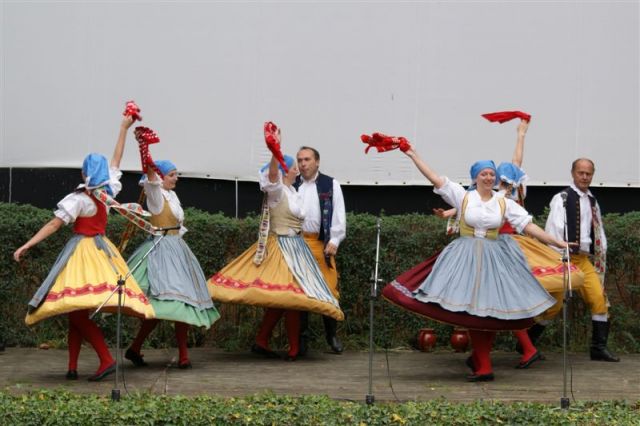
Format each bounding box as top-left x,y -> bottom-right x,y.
91,226 -> 179,401
366,218 -> 383,405
560,192 -> 573,409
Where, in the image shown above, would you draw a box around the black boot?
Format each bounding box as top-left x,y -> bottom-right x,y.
590,320 -> 620,362
516,323 -> 546,354
322,316 -> 343,354
298,312 -> 310,357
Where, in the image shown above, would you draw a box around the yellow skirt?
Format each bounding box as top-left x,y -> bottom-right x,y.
511,235 -> 584,293
208,235 -> 344,320
26,237 -> 155,326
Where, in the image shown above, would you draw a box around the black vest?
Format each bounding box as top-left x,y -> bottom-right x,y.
294,172 -> 334,245
562,187 -> 596,255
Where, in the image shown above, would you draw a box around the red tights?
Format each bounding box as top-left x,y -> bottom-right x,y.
468,330 -> 496,375
129,319 -> 190,364
67,310 -> 114,373
255,308 -> 300,357
513,329 -> 537,363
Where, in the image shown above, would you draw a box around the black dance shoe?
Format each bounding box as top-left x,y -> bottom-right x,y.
88,362 -> 116,382
466,372 -> 495,382
178,360 -> 192,369
515,351 -> 543,369
65,370 -> 78,380
251,344 -> 280,359
125,348 -> 148,367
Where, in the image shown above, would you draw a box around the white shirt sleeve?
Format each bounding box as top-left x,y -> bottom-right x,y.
504,198 -> 533,234
258,168 -> 286,207
54,193 -> 84,224
329,179 -> 346,247
54,192 -> 98,224
143,179 -> 165,215
108,167 -> 123,197
433,177 -> 466,210
545,193 -> 565,247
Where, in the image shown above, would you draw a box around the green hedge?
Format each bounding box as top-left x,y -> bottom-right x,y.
0,390 -> 638,425
1,202 -> 639,353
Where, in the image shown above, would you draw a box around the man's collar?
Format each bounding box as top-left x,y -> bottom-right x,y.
302,171 -> 320,183
570,183 -> 593,198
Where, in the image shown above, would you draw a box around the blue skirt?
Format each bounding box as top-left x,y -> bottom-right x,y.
413,235 -> 555,320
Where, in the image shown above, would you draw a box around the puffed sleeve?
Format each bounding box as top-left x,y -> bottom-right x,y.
142,179 -> 165,215
433,177 -> 466,210
258,168 -> 284,206
504,198 -> 533,234
53,193 -> 84,225
107,167 -> 123,197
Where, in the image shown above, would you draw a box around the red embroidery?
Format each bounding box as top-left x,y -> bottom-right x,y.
211,273 -> 304,294
530,264 -> 579,277
44,282 -> 150,304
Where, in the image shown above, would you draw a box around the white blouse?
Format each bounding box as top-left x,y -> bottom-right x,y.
54,167 -> 122,225
259,169 -> 305,221
436,177 -> 532,238
143,178 -> 187,236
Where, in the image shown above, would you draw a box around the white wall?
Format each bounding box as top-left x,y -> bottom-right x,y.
1,1 -> 638,186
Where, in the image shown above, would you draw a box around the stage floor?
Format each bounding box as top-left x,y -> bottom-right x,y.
0,348 -> 637,402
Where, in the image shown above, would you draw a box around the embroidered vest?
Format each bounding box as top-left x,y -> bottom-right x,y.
562,187 -> 595,255
73,194 -> 107,236
150,199 -> 180,236
293,172 -> 334,245
269,193 -> 302,236
458,193 -> 506,240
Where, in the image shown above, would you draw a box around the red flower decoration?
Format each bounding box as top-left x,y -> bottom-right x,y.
361,132 -> 412,154
123,100 -> 142,122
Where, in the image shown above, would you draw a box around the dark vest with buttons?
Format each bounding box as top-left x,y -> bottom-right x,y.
293,172 -> 334,246
562,187 -> 596,255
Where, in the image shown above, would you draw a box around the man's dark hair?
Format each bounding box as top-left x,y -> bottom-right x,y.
298,146 -> 320,161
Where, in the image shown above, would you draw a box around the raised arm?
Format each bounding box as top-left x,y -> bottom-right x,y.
511,119 -> 529,168
403,146 -> 446,189
523,221 -> 570,250
111,115 -> 135,169
13,217 -> 65,261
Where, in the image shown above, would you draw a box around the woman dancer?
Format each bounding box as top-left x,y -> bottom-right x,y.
13,116 -> 154,381
209,126 -> 342,360
125,160 -> 220,369
390,142 -> 570,381
433,120 -> 583,366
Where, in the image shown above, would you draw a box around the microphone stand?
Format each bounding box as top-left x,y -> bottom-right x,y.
91,226 -> 178,402
366,218 -> 383,405
560,195 -> 573,410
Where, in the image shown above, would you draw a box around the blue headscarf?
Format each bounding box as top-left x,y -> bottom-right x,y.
139,160 -> 177,185
82,153 -> 112,195
468,160 -> 497,191
155,160 -> 177,176
260,155 -> 295,174
496,162 -> 527,197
